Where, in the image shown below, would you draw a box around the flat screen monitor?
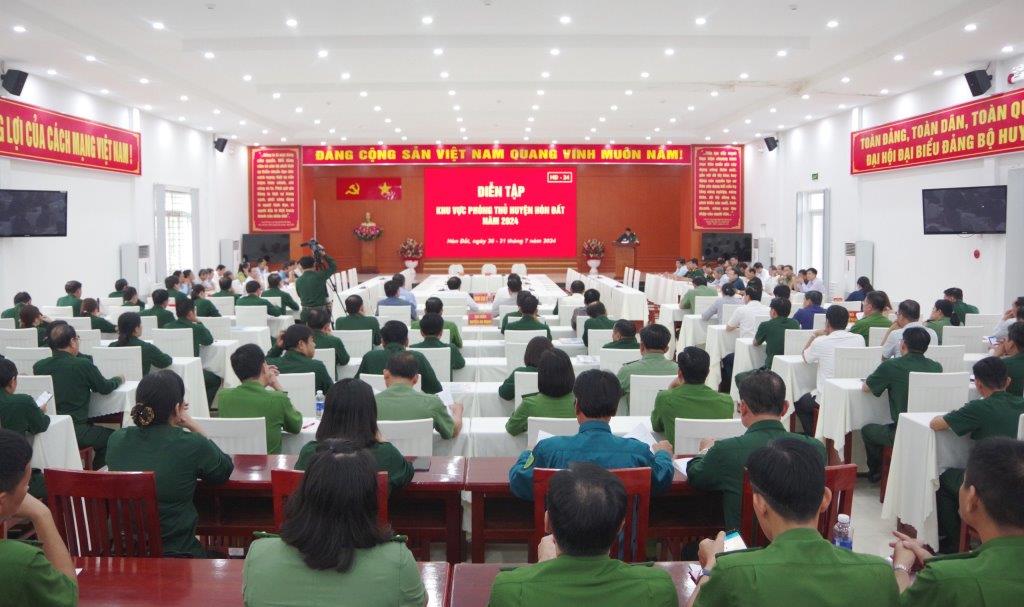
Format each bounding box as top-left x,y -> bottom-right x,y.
241,233 -> 292,264
700,232 -> 752,262
922,185 -> 1007,234
0,189 -> 68,237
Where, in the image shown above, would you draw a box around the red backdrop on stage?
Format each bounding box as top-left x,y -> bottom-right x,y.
423,167 -> 577,258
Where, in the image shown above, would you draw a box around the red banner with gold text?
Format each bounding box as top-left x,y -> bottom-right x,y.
0,97 -> 141,175
693,145 -> 743,231
303,143 -> 691,165
851,88 -> 1024,174
249,146 -> 300,232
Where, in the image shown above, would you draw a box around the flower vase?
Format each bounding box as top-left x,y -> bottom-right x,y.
586,258 -> 602,274
403,259 -> 419,271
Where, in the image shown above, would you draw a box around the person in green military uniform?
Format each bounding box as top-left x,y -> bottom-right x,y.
926,299 -> 955,344
295,246 -> 338,322
489,463 -> 678,607
928,357 -> 1024,553
734,297 -> 801,389
681,275 -> 718,313
294,378 -> 413,492
376,351 -> 463,439
999,321 -> 1024,396
504,294 -> 553,340
0,429 -> 78,606
33,324 -> 124,469
163,274 -> 188,307
582,301 -> 615,347
243,439 -> 426,607
686,258 -> 707,280
861,327 -> 943,483
109,278 -> 129,299
334,294 -> 382,346
1,291 -> 31,328
164,299 -> 222,405
190,284 -> 221,317
237,280 -> 283,316
499,336 -> 554,401
19,304 -> 51,346
141,289 -> 175,327
56,280 -> 83,317
687,369 -> 825,531
121,285 -> 146,311
266,324 -> 334,395
892,437 -> 1024,605
357,321 -> 442,394
943,286 -> 979,327
499,291 -> 527,332
263,273 -> 299,313
506,349 -> 576,436
81,298 -> 116,333
510,369 -> 675,501
109,312 -> 173,375
0,359 -> 51,498
303,308 -> 350,369
651,347 -> 734,447
411,297 -> 463,349
603,319 -> 639,349
107,371 -> 233,557
410,313 -> 464,374
217,344 -> 302,454
552,279 -> 585,316
690,439 -> 900,607
211,276 -> 240,301
616,324 -> 677,399
850,290 -> 893,344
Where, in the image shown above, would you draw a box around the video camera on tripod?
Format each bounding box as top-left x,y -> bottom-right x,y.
301,238 -> 326,268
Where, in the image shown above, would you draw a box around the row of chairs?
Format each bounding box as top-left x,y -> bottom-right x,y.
447,263 -> 528,275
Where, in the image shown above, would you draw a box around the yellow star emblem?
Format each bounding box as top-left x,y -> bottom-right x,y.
378,182 -> 392,196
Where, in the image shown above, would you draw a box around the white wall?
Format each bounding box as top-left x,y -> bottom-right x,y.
0,77 -> 248,306
746,55 -> 1024,313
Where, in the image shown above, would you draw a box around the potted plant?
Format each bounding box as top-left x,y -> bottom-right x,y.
399,238 -> 424,270
582,238 -> 605,274
353,223 -> 383,241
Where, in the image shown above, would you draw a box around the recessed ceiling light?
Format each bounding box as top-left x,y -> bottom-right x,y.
584,136 -> 591,141
826,19 -> 839,28
625,89 -> 633,95
401,136 -> 408,141
253,142 -> 260,146
838,104 -> 847,109
99,88 -> 109,95
559,15 -> 572,25
378,140 -> 384,145
178,116 -> 186,122
452,104 -> 461,111
329,128 -> 336,134
732,141 -> 739,145
359,90 -> 368,97
433,47 -> 444,56
280,136 -> 287,142
669,117 -> 677,123
456,117 -> 463,122
242,74 -> 252,81
313,118 -> 321,125
550,140 -> 558,145
776,49 -> 787,57
541,71 -> 550,78
893,54 -> 904,61
654,127 -> 661,132
384,118 -> 392,123
143,104 -> 152,110
179,94 -> 189,101
525,127 -> 532,132
203,51 -> 215,59
754,133 -> 761,137
645,135 -> 652,141
744,118 -> 751,124
320,140 -> 326,145
610,105 -> 618,111
722,128 -> 729,133
963,23 -> 977,32
151,22 -> 165,30
640,71 -> 650,78
341,136 -> 348,141
205,126 -> 213,132
805,114 -> 813,120
532,104 -> 540,111
704,136 -> 711,141
1003,45 -> 1015,53
598,116 -> 606,122
880,88 -> 889,95
139,77 -> 149,84
739,72 -> 749,79
261,128 -> 269,134
687,105 -> 695,111
666,140 -> 673,145
373,105 -> 381,112
527,116 -> 535,122
394,127 -> 402,133
841,76 -> 851,84
12,25 -> 27,33
710,90 -> 719,97
448,89 -> 457,96
459,127 -> 466,133
341,72 -> 351,80
550,48 -> 560,56
421,15 -> 434,25
462,136 -> 468,141
213,108 -> 221,115
239,120 -> 247,125
590,127 -> 597,133
536,89 -> 545,96
610,140 -> 615,144
294,106 -> 303,113
801,93 -> 811,100
440,71 -> 449,79
695,17 -> 707,26
231,135 -> 237,140
46,68 -> 57,76
85,55 -> 97,62
272,92 -> 281,99
769,107 -> 777,113
664,48 -> 675,56
285,18 -> 298,28
317,49 -> 329,58
435,140 -> 442,145
933,69 -> 944,76
777,124 -> 785,129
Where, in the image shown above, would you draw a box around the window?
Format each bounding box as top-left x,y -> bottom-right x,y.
796,189 -> 830,281
163,190 -> 195,272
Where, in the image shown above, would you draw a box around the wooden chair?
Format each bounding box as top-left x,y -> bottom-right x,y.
44,469 -> 162,557
271,469 -> 388,530
530,467 -> 651,563
739,464 -> 856,547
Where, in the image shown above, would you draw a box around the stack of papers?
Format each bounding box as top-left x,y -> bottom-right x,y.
437,388 -> 455,415
556,337 -> 584,347
35,391 -> 52,409
673,458 -> 694,478
623,423 -> 657,450
575,355 -> 600,365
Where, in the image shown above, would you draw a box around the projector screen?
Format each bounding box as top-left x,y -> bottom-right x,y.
424,167 -> 577,258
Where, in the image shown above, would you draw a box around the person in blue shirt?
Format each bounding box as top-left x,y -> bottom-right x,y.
793,290 -> 826,330
376,280 -> 417,320
392,273 -> 417,307
508,369 -> 675,501
846,276 -> 873,302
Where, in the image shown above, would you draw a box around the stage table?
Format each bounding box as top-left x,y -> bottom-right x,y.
645,273 -> 690,306
565,270 -> 648,321
771,354 -> 817,403
87,381 -> 138,419
200,339 -> 241,388
728,338 -> 765,401
76,557 -> 450,607
703,325 -> 739,389
30,414 -> 82,471
680,314 -> 709,347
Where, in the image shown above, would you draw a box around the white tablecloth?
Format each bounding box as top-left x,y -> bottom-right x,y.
455,356 -> 602,383
645,274 -> 689,305
201,340 -> 240,388
170,357 -> 210,417
460,339 -> 587,359
281,416 -> 471,458
466,416 -> 659,457
460,325 -> 576,341
681,315 -> 709,347
881,412 -> 972,548
231,326 -> 272,351
30,414 -> 82,470
771,355 -> 818,403
88,381 -> 139,419
704,325 -> 739,389
729,338 -> 766,401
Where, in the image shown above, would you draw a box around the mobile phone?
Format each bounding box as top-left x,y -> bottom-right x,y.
986,336 -> 999,346
723,530 -> 747,552
412,456 -> 431,472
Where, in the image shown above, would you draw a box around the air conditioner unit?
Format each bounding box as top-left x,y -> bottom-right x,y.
843,241 -> 874,294
119,243 -> 153,295
220,239 -> 240,269
752,237 -> 774,265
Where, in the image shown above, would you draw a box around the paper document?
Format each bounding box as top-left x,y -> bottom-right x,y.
623,423 -> 657,449
575,355 -> 600,365
536,429 -> 555,442
437,388 -> 455,414
673,458 -> 693,478
35,391 -> 52,408
557,337 -> 584,347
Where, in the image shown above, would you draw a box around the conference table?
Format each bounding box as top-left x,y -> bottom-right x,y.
29,414 -> 82,471
87,380 -> 139,419
76,557 -> 451,606
450,562 -> 697,606
412,273 -> 569,306
728,338 -> 767,401
703,325 -> 740,389
565,269 -> 648,321
680,314 -> 709,347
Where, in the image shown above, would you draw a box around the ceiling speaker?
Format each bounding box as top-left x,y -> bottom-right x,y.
1,69 -> 28,96
964,70 -> 992,97
764,136 -> 778,152
213,137 -> 228,152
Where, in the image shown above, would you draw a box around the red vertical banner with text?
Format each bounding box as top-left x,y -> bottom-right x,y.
692,145 -> 744,230
249,146 -> 300,232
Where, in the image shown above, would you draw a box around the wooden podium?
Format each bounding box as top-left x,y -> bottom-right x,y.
360,239 -> 378,273
614,242 -> 638,279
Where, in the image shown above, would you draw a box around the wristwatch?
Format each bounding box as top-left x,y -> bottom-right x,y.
698,566 -> 714,582
893,563 -> 912,574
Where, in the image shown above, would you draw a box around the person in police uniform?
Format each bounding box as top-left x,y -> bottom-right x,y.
218,344 -> 302,454
164,274 -> 189,307
334,294 -> 382,346
357,321 -> 442,394
295,248 -> 337,323
263,273 -> 300,313
265,324 -> 333,395
410,313 -> 464,372
164,298 -> 222,405
81,298 -> 116,333
504,294 -> 553,340
582,301 -> 615,347
140,288 -> 176,327
375,351 -> 464,440
928,357 -> 1024,553
237,280 -> 284,316
689,439 -> 900,607
892,437 -> 1024,606
109,278 -> 129,299
651,347 -> 733,448
190,285 -> 222,318
603,319 -> 639,349
488,463 -> 677,607
616,324 -> 677,399
412,297 -> 464,349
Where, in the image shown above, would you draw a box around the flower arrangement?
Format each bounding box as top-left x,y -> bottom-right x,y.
353,223 -> 383,241
399,238 -> 424,260
582,238 -> 605,259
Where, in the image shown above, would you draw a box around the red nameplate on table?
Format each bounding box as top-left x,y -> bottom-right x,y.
471,293 -> 493,304
468,313 -> 493,325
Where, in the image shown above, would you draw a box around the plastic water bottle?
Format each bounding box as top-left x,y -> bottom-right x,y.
832,514 -> 853,550
314,390 -> 325,420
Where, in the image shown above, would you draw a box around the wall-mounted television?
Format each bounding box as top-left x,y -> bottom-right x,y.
701,232 -> 752,262
241,233 -> 292,264
0,189 -> 68,237
922,185 -> 1007,235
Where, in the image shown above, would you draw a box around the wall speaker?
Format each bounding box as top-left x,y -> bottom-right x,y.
213,137 -> 228,152
1,69 -> 28,96
964,70 -> 992,97
764,136 -> 778,152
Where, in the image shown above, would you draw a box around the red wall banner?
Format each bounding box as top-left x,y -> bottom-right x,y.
0,97 -> 141,175
851,88 -> 1024,174
336,177 -> 403,200
423,167 -> 577,258
692,145 -> 744,230
249,146 -> 300,232
304,143 -> 691,165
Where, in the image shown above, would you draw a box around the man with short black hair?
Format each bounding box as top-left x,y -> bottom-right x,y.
617,324 -> 677,398
163,274 -> 188,306
109,278 -> 129,298
236,280 -> 283,316
412,297 -> 463,348
0,358 -> 52,497
212,276 -> 239,301
701,284 -> 738,323
880,299 -> 938,358
652,347 -> 733,447
376,351 -> 463,438
265,324 -> 333,394
604,319 -> 639,349
861,327 -> 943,482
262,273 -> 299,312
377,280 -> 417,320
295,249 -> 337,322
506,293 -> 553,340
799,267 -> 824,293
687,370 -> 825,530
681,275 -> 718,313
942,287 -> 979,327
165,299 -> 222,404
57,280 -> 84,316
571,288 -> 601,331
509,369 -> 675,500
489,463 -> 678,607
1,292 -> 31,328
334,294 -> 382,346
734,297 -> 800,392
442,275 -> 479,313
392,273 -> 417,307
140,289 -> 175,327
690,439 -> 899,607
493,274 -> 524,315
892,437 -> 1024,604
1000,321 -> 1024,396
851,291 -> 893,345
582,301 -> 614,347
356,320 -> 442,393
793,290 -> 826,330
552,279 -> 585,316
794,305 -> 865,434
298,308 -> 350,368
217,344 -> 301,454
410,312 -> 465,371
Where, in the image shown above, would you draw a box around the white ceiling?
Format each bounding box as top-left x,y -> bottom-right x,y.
0,0 -> 1019,146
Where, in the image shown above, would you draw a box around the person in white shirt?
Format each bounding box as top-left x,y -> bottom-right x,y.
794,305 -> 865,433
799,267 -> 825,294
554,280 -> 585,319
720,283 -> 770,392
673,258 -> 687,278
701,284 -> 738,323
441,276 -> 478,312
880,299 -> 939,359
992,296 -> 1024,340
753,262 -> 770,284
492,274 -> 522,315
